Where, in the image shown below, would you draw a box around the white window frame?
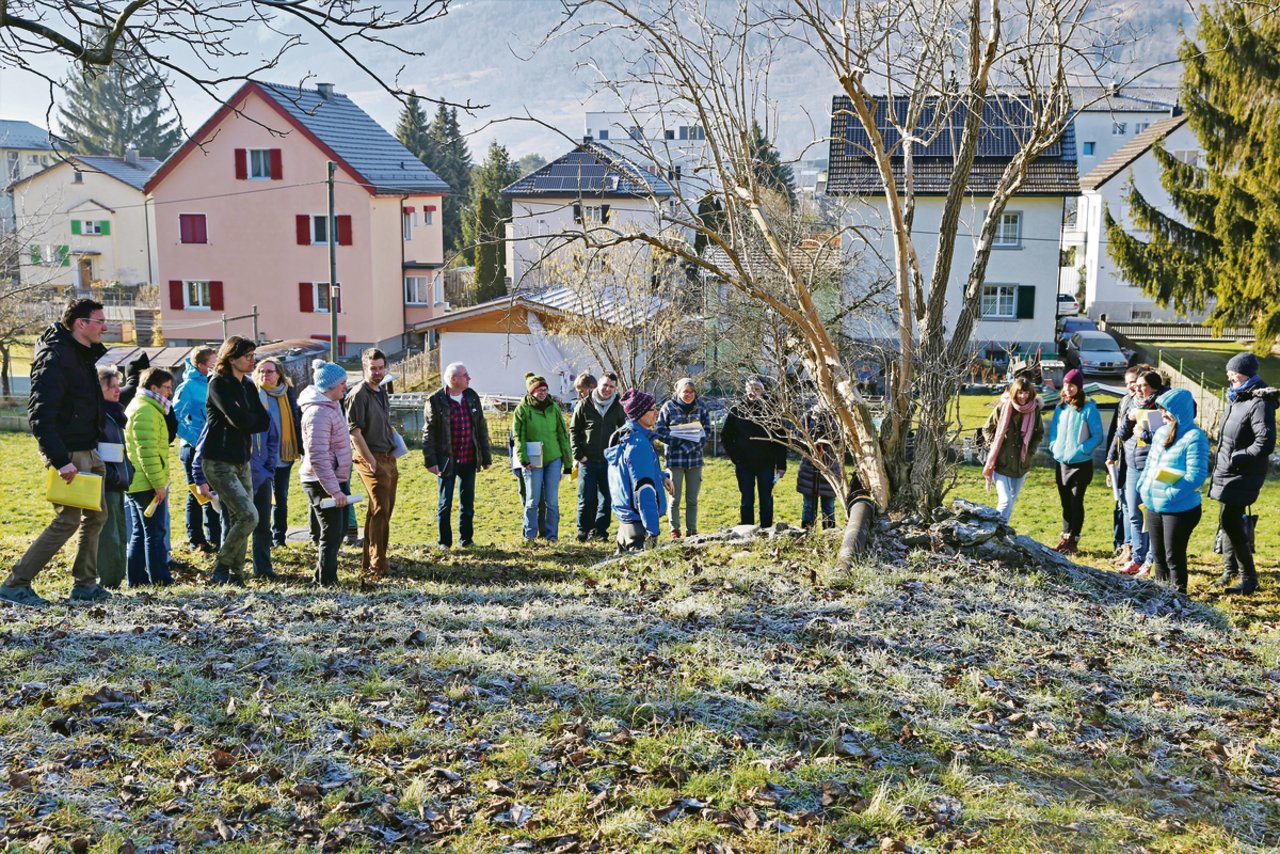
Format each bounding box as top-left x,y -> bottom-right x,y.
185,280 -> 211,311
404,275 -> 430,305
80,220 -> 103,235
311,215 -> 329,245
402,211 -> 414,241
980,283 -> 1017,319
992,211 -> 1022,248
582,204 -> 604,224
248,148 -> 273,180
1134,121 -> 1150,134
1112,121 -> 1127,136
1171,149 -> 1201,168
424,208 -> 433,226
312,281 -> 333,314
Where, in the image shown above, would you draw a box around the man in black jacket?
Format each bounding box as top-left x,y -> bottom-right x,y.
1,299 -> 112,606
570,371 -> 625,541
423,362 -> 492,547
721,377 -> 788,528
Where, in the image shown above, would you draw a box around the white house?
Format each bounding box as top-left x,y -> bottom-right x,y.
1076,114 -> 1208,323
501,139 -> 674,291
1,120 -> 63,237
11,151 -> 162,293
825,95 -> 1078,355
1068,86 -> 1180,178
583,110 -> 710,201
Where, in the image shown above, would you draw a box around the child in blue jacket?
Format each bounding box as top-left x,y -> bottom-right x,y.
1138,387 -> 1209,593
1046,368 -> 1104,554
606,389 -> 672,552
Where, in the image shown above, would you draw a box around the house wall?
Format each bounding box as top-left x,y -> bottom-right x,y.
843,194 -> 1063,349
439,324 -> 597,399
507,196 -> 663,290
2,145 -> 57,233
152,90 -> 444,355
1073,108 -> 1178,177
15,163 -> 154,290
1080,123 -> 1208,323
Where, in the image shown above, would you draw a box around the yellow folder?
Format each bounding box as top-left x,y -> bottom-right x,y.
1155,468 -> 1184,484
45,468 -> 103,512
188,482 -> 212,505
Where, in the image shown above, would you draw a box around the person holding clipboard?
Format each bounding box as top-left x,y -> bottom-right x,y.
1046,369 -> 1103,556
1138,388 -> 1210,594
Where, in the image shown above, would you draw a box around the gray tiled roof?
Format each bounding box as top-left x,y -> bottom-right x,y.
1069,86 -> 1180,113
1080,114 -> 1190,191
74,155 -> 163,190
256,83 -> 449,194
826,95 -> 1079,196
502,140 -> 674,199
0,120 -> 58,151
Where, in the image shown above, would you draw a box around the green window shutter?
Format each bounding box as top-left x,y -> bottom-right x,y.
29,245 -> 40,264
1016,285 -> 1035,319
99,220 -> 110,236
70,219 -> 81,235
59,245 -> 70,267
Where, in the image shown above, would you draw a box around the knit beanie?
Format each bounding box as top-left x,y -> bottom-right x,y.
312,359 -> 347,393
1226,352 -> 1260,378
525,372 -> 548,393
674,377 -> 695,396
621,388 -> 656,421
1062,368 -> 1084,388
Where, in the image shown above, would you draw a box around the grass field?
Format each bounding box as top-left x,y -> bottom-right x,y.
1143,341 -> 1280,389
3,431 -> 1280,850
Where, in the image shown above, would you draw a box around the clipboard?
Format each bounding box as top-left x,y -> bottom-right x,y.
45,468 -> 103,512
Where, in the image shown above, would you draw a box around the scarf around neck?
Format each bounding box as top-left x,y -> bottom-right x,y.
140,387 -> 172,415
1228,373 -> 1264,403
983,392 -> 1039,480
592,390 -> 615,417
525,393 -> 556,412
259,380 -> 299,462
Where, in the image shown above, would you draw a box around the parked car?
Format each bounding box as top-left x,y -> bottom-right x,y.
1056,315 -> 1099,355
1064,331 -> 1129,376
1057,292 -> 1080,316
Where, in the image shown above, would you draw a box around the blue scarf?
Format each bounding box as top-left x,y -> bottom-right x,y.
1227,373 -> 1264,403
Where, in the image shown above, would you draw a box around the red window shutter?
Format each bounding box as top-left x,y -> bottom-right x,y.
298,282 -> 313,313
424,205 -> 437,212
269,149 -> 283,180
234,148 -> 247,180
179,215 -> 193,244
403,206 -> 415,214
169,280 -> 184,309
195,215 -> 208,244
209,281 -> 224,311
296,215 -> 311,245
336,215 -> 353,246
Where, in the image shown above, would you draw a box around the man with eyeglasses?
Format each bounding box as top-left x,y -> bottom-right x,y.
422,362 -> 492,548
1,298 -> 113,606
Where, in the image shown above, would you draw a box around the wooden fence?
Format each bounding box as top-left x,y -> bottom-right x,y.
1108,321 -> 1253,342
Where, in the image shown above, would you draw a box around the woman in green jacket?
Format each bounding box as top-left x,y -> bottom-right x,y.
513,372 -> 573,542
124,368 -> 174,586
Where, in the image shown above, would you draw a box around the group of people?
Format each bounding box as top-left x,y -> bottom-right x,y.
982,355 -> 1276,594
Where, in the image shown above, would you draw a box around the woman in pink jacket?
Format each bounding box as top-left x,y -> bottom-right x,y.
299,360 -> 351,586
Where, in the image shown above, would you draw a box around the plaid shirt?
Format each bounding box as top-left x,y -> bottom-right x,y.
448,395 -> 476,465
656,397 -> 711,468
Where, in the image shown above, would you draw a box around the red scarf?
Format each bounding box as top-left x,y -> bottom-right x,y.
984,393 -> 1040,484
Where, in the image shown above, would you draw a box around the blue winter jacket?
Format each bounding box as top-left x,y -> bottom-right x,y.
1138,388 -> 1209,514
172,358 -> 210,446
606,420 -> 668,537
1047,398 -> 1103,465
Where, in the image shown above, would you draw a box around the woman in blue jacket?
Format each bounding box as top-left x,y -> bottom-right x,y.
1138,388 -> 1209,594
1046,369 -> 1103,555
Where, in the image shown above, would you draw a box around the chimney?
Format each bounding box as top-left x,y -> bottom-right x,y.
125,148 -> 139,166
317,82 -> 334,99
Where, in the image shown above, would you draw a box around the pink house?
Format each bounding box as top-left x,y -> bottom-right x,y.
147,81 -> 449,356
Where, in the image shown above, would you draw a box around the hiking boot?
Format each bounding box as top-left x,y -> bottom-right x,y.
210,567 -> 233,586
1217,567 -> 1239,586
1115,545 -> 1132,566
0,585 -> 49,607
254,568 -> 278,580
69,584 -> 111,603
1057,535 -> 1079,556
671,529 -> 682,540
1226,571 -> 1258,595
576,531 -> 589,543
1052,533 -> 1071,552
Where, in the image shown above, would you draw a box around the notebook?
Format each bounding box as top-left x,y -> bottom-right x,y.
45,468 -> 103,512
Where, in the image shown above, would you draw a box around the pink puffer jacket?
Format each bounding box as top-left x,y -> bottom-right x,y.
298,385 -> 352,497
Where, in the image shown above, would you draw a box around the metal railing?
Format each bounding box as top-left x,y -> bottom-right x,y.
1155,351 -> 1228,437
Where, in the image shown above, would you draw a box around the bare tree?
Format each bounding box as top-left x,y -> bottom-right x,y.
0,288 -> 48,397
550,0 -> 1102,514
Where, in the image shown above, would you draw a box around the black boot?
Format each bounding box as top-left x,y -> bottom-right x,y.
210,567 -> 232,586
1226,568 -> 1258,595
1218,555 -> 1238,587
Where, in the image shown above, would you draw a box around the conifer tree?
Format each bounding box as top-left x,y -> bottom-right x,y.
1107,1 -> 1280,342
395,92 -> 432,167
424,105 -> 473,257
746,120 -> 795,207
462,141 -> 521,279
58,64 -> 183,158
472,193 -> 503,302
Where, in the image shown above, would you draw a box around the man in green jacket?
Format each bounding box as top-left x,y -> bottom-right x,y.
570,371 -> 625,541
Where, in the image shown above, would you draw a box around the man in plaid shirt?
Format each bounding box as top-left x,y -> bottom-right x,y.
422,363 -> 492,548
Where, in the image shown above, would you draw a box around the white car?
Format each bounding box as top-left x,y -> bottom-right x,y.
1057,292 -> 1080,316
1066,331 -> 1128,376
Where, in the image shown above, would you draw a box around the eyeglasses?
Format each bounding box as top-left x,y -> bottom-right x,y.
84,316 -> 108,326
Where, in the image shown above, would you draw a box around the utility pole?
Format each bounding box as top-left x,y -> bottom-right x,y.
327,160 -> 338,361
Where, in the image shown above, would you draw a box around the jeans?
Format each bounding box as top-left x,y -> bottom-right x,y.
125,489 -> 173,586
801,493 -> 837,529
272,462 -> 293,545
355,453 -> 398,575
97,490 -> 128,588
1147,503 -> 1202,593
1219,501 -> 1256,581
668,466 -> 703,533
576,460 -> 611,537
4,449 -> 107,590
993,472 -> 1026,523
180,442 -> 221,548
203,459 -> 256,577
1124,470 -> 1149,564
522,458 -> 562,540
437,462 -> 476,547
517,471 -> 548,536
252,480 -> 274,577
1054,460 -> 1092,537
304,481 -> 348,584
735,465 -> 776,527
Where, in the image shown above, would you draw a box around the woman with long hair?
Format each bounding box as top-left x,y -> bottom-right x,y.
1138,388 -> 1210,594
1116,368 -> 1165,575
980,375 -> 1044,523
202,336 -> 270,585
253,357 -> 301,547
1046,368 -> 1103,554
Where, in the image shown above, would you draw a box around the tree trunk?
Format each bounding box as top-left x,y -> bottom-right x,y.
0,346 -> 9,398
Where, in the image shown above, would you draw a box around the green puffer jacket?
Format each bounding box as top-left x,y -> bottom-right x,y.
125,393 -> 170,493
513,396 -> 572,467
